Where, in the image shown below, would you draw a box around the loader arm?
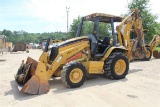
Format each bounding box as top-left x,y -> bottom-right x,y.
15,36 -> 91,94
149,35 -> 160,51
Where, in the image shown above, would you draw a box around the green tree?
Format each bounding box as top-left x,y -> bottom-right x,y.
1,29 -> 14,42
155,22 -> 160,35
127,0 -> 159,43
99,22 -> 111,39
1,29 -> 13,37
69,16 -> 82,38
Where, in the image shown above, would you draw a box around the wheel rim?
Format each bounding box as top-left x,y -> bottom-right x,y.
69,68 -> 83,83
146,49 -> 150,58
115,59 -> 126,75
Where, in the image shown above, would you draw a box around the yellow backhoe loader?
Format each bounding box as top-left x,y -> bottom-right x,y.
15,13 -> 130,94
148,35 -> 160,52
116,8 -> 153,61
149,35 -> 160,58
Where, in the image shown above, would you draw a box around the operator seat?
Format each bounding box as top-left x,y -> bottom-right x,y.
87,34 -> 97,58
98,36 -> 110,53
102,36 -> 110,45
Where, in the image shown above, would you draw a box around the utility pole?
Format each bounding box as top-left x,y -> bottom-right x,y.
66,6 -> 70,33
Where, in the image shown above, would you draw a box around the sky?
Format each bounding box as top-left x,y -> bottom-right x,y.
0,0 -> 159,33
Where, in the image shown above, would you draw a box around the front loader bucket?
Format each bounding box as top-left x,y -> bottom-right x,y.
15,57 -> 49,94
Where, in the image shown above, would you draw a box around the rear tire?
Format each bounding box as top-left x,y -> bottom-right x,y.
61,62 -> 86,88
104,53 -> 129,79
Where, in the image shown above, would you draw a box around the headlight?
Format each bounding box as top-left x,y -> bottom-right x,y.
57,56 -> 63,62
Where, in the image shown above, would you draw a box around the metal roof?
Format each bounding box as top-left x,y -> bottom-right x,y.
0,35 -> 6,39
83,13 -> 123,22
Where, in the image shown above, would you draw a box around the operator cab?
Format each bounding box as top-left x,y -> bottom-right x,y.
76,13 -> 123,58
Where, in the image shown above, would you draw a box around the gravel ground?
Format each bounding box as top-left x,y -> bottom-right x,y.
0,49 -> 160,107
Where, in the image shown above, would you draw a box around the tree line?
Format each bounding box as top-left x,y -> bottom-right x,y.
0,29 -> 70,44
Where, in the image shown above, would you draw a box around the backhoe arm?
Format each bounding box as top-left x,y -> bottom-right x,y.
116,9 -> 143,60
116,8 -> 146,61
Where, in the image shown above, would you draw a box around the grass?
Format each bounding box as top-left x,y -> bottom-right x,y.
155,47 -> 160,52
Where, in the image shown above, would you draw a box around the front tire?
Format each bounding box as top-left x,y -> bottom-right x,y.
104,53 -> 129,79
61,62 -> 86,88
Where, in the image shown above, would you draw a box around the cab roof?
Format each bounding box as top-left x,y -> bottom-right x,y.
83,13 -> 123,22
